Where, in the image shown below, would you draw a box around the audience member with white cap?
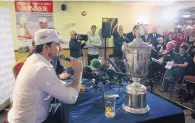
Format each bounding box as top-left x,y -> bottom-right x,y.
8,29 -> 83,123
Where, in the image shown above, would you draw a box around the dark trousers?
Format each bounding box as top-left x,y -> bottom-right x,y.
162,68 -> 185,91
148,61 -> 165,79
43,99 -> 61,123
88,54 -> 98,65
42,119 -> 57,123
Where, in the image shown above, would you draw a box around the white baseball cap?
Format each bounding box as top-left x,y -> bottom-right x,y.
39,17 -> 47,23
34,29 -> 69,45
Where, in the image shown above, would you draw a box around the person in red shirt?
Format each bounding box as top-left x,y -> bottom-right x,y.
176,33 -> 186,49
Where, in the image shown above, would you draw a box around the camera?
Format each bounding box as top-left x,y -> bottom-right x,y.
76,34 -> 88,41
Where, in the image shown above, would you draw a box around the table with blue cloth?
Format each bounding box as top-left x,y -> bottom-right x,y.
60,79 -> 185,123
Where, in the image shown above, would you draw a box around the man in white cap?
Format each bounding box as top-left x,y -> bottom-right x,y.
39,17 -> 48,29
8,29 -> 83,123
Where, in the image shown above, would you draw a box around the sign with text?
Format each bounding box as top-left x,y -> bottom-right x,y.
15,1 -> 54,50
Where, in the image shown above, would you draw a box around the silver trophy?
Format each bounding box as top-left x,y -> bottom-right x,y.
122,24 -> 152,114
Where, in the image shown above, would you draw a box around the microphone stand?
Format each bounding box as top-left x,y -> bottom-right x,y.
106,57 -> 129,83
106,57 -> 121,72
104,37 -> 107,60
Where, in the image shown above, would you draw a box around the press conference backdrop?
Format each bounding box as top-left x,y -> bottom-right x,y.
0,8 -> 15,111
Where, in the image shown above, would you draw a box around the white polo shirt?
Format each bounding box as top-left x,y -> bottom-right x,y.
8,54 -> 78,123
86,34 -> 102,55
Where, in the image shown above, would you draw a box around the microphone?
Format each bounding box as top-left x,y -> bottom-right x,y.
91,59 -> 103,69
105,68 -> 129,77
58,54 -> 70,62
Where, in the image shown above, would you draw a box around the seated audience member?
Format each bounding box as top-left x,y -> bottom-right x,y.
166,41 -> 176,50
189,42 -> 195,56
160,44 -> 192,92
150,37 -> 166,59
168,32 -> 173,42
172,32 -> 178,40
175,33 -> 186,52
180,55 -> 195,102
147,38 -> 168,79
155,41 -> 175,60
183,29 -> 190,42
156,37 -> 166,53
186,38 -> 195,75
7,29 -> 83,123
188,34 -> 195,56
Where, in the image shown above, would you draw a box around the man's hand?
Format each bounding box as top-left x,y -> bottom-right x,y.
59,72 -> 70,80
172,63 -> 177,67
192,48 -> 195,52
69,58 -> 83,92
122,43 -> 127,52
70,57 -> 83,73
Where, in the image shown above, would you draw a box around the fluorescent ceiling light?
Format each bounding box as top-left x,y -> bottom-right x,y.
182,14 -> 191,18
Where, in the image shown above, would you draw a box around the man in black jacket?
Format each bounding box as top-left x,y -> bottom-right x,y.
126,25 -> 137,43
148,26 -> 161,48
112,25 -> 129,72
140,27 -> 149,42
69,31 -> 86,58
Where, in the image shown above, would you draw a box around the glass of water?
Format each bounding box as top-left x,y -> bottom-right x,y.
104,96 -> 116,118
104,84 -> 119,118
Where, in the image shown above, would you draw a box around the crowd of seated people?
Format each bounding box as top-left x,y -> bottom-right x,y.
144,27 -> 195,104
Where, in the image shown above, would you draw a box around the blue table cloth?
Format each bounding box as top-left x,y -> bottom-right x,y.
61,79 -> 185,123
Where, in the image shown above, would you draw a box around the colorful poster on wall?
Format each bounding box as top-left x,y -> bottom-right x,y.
100,18 -> 118,47
15,1 -> 53,50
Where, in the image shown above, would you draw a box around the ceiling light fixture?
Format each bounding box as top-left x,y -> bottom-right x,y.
182,14 -> 191,18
